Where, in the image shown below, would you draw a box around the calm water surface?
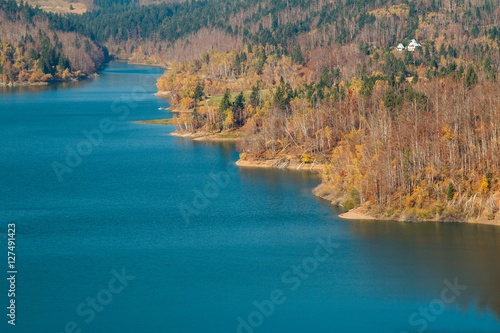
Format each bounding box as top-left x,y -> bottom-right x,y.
1,64 -> 499,332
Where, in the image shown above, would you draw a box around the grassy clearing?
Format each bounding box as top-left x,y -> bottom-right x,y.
135,118 -> 174,125
22,0 -> 88,13
216,131 -> 241,138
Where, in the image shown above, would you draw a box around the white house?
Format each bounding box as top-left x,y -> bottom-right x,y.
407,39 -> 421,51
396,43 -> 405,52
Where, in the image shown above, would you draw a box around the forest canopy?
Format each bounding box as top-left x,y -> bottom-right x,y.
0,0 -> 106,84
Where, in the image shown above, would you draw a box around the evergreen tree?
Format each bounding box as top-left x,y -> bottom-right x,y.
232,91 -> 245,126
219,88 -> 232,112
291,45 -> 304,65
193,83 -> 203,102
465,67 -> 478,87
250,82 -> 261,107
319,67 -> 330,88
218,89 -> 231,129
412,73 -> 419,84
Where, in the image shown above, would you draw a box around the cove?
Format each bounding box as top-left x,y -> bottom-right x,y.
1,63 -> 499,333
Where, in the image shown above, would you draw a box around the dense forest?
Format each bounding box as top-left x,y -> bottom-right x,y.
155,0 -> 500,223
0,0 -> 106,84
5,0 -> 499,72
43,0 -> 500,64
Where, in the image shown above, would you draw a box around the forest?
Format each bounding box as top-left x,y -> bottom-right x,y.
46,0 -> 500,64
3,0 -> 499,77
155,0 -> 500,222
0,0 -> 106,84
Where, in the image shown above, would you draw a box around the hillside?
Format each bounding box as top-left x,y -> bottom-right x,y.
152,0 -> 500,223
47,0 -> 496,63
0,0 -> 106,85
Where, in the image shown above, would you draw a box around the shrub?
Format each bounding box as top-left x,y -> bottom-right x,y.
417,209 -> 433,219
342,188 -> 361,212
343,198 -> 358,212
301,154 -> 312,163
447,182 -> 456,200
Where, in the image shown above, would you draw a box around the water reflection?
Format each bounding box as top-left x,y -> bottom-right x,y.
348,219 -> 500,320
0,79 -> 92,95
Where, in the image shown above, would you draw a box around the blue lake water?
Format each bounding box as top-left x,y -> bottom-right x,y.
1,63 -> 500,332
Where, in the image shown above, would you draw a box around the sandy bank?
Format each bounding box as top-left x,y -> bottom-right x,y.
314,184 -> 500,226
170,131 -> 241,142
339,207 -> 500,226
338,208 -> 376,220
236,159 -> 323,171
154,91 -> 171,97
338,208 -> 500,226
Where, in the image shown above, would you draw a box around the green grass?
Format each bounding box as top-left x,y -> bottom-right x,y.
136,118 -> 174,125
216,132 -> 241,138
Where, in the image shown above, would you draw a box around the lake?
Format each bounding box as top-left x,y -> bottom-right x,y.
1,63 -> 499,332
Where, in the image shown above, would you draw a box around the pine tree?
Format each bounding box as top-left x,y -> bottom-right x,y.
465,67 -> 478,87
291,45 -> 304,65
232,91 -> 245,126
218,89 -> 232,129
412,73 -> 419,84
219,88 -> 232,112
193,83 -> 203,102
250,82 -> 261,107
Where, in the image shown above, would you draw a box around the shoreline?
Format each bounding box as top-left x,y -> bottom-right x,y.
135,120 -> 238,140
148,94 -> 500,228
0,81 -> 49,87
110,58 -> 169,69
167,129 -> 323,169
169,130 -> 242,142
2,59 -> 164,88
1,73 -> 97,87
338,208 -> 376,220
335,203 -> 500,226
134,118 -> 174,125
236,159 -> 323,171
313,184 -> 500,226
